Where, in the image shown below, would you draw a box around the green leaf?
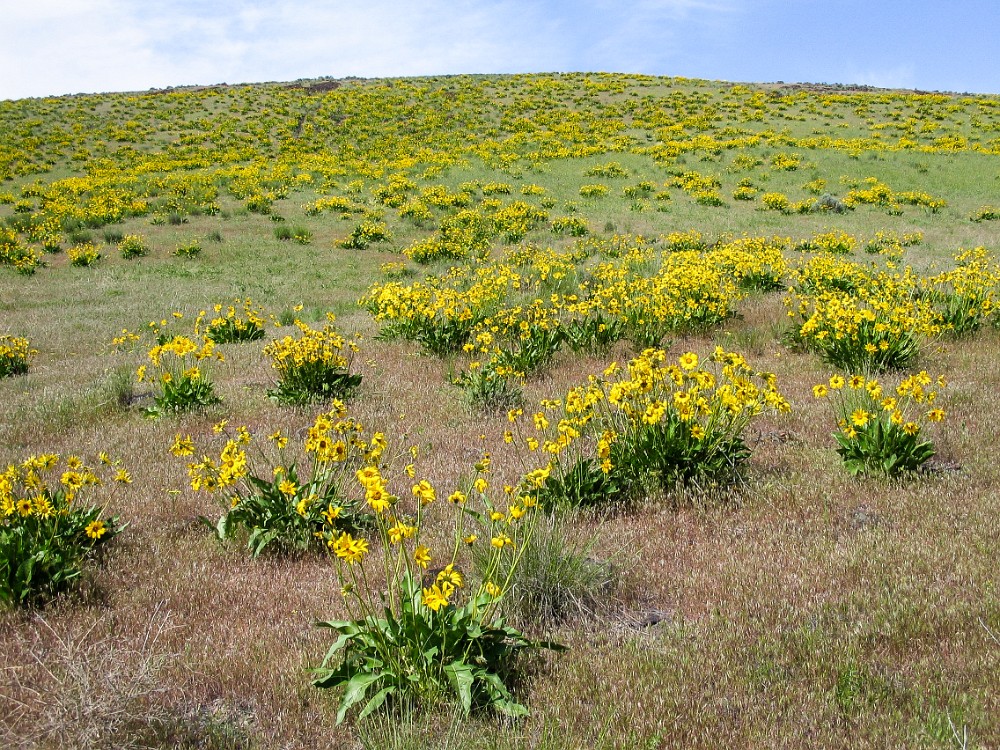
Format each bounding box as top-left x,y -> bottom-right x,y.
357,685 -> 395,720
336,671 -> 384,724
216,513 -> 230,541
443,660 -> 474,715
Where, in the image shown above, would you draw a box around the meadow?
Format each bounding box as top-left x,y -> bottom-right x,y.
0,72 -> 998,749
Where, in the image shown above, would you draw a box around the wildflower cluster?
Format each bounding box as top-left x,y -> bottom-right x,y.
0,335 -> 36,378
510,348 -> 790,504
203,298 -> 271,344
843,177 -> 946,213
786,265 -> 943,372
117,234 -> 149,259
813,371 -> 946,475
312,445 -> 560,720
263,317 -> 361,404
1,453 -> 126,606
138,335 -> 224,417
339,218 -> 392,249
67,242 -> 102,267
920,248 -> 1000,335
181,407 -> 379,555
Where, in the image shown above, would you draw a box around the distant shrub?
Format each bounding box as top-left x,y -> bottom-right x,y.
585,161 -> 628,178
761,192 -> 790,212
0,335 -> 36,378
340,219 -> 391,249
661,229 -> 706,252
971,205 -> 999,222
118,234 -> 148,259
802,178 -> 827,195
68,242 -> 102,267
480,182 -> 513,195
550,216 -> 589,236
579,184 -> 609,198
770,152 -> 802,171
174,241 -> 202,258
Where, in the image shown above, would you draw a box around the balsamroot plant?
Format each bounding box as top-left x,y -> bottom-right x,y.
0,335 -> 36,378
138,335 -> 223,417
176,404 -> 380,556
510,348 -> 790,503
312,455 -> 563,722
263,316 -> 361,404
1,453 -> 127,606
203,297 -> 270,344
813,371 -> 947,476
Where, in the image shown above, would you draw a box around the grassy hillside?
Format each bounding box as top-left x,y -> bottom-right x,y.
1,73 -> 999,749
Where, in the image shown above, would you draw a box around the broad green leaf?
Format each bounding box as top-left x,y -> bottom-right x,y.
444,660 -> 474,714
336,671 -> 384,724
357,685 -> 395,720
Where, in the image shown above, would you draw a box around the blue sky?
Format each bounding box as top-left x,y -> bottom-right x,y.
3,0 -> 998,100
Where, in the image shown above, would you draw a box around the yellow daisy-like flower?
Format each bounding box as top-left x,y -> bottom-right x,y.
411,480 -> 436,505
422,584 -> 449,612
812,384 -> 828,398
85,520 -> 107,540
322,504 -> 342,525
927,408 -> 945,422
903,422 -> 920,436
170,434 -> 195,457
829,374 -> 845,389
413,545 -> 432,569
678,352 -> 698,371
848,375 -> 865,389
850,409 -> 870,427
356,466 -> 381,488
365,485 -> 392,514
491,534 -> 513,549
330,532 -> 368,564
437,563 -> 464,590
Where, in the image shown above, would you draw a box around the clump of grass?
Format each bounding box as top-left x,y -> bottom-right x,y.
491,513 -> 620,628
174,241 -> 202,258
274,225 -> 311,244
67,229 -> 92,244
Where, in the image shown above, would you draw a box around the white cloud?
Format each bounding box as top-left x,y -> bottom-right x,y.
0,0 -> 742,99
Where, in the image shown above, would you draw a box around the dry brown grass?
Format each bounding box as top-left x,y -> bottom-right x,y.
3,137 -> 1000,748
4,305 -> 997,748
